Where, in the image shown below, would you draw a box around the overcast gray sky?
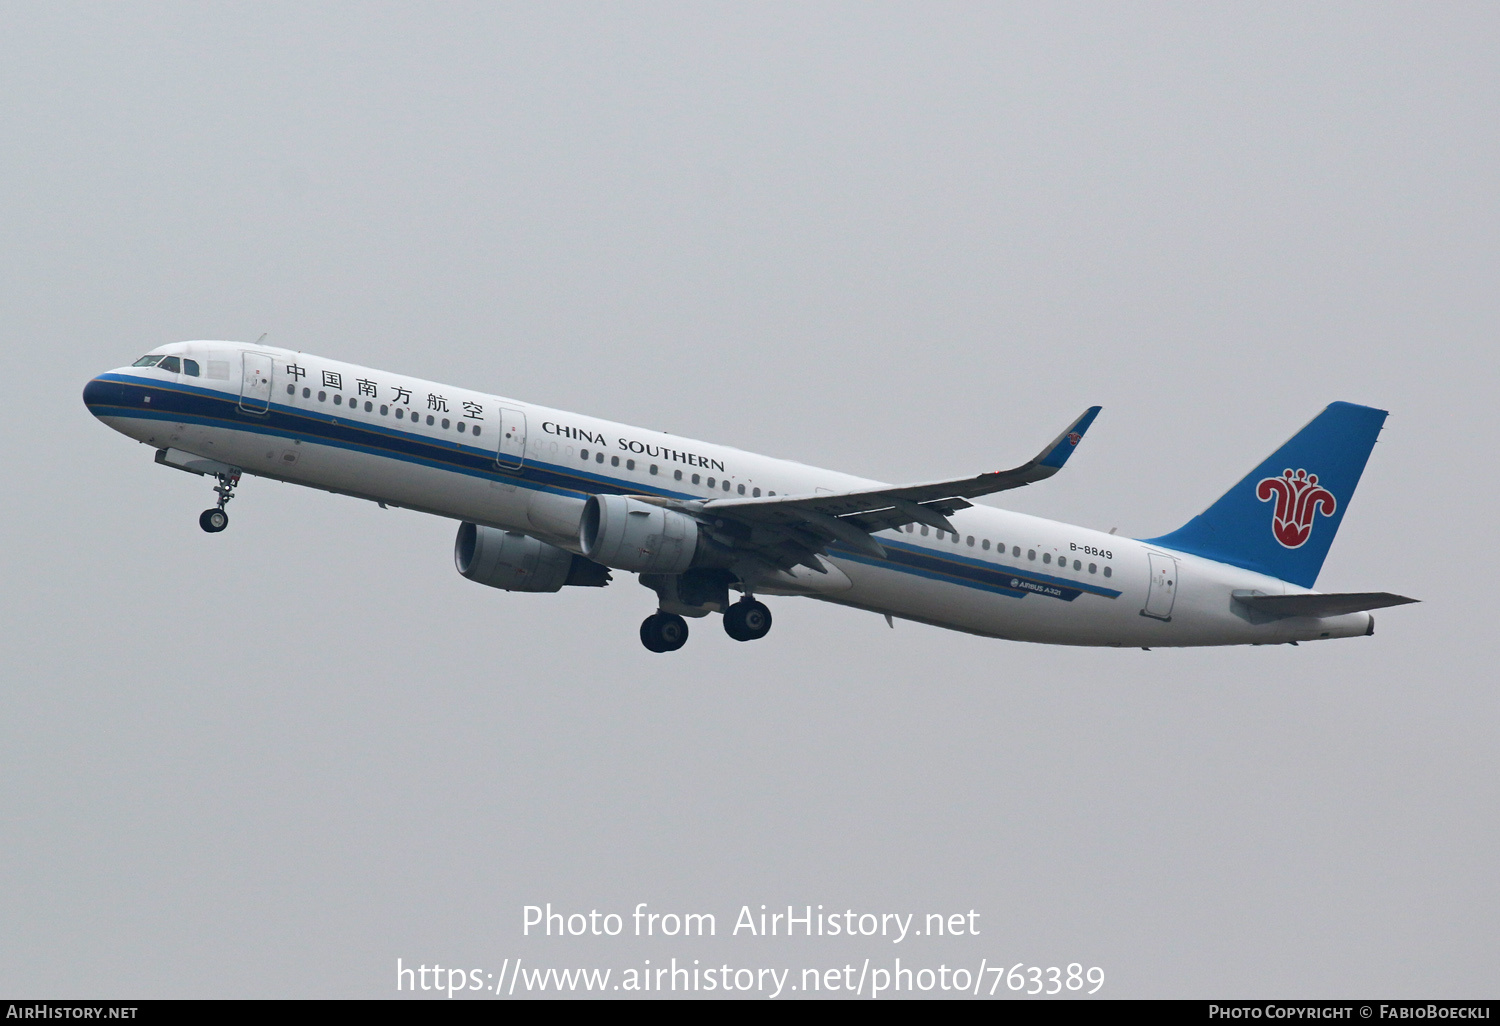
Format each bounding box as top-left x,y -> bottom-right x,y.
1,2 -> 1496,998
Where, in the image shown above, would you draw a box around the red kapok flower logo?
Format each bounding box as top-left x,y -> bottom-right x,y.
1256,469 -> 1336,549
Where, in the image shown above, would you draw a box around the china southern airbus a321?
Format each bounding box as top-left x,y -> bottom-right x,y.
83,340 -> 1415,652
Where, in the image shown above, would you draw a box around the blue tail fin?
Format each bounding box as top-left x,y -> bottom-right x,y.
1142,402 -> 1387,588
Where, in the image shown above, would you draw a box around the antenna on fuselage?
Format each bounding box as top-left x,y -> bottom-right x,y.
254,332 -> 267,346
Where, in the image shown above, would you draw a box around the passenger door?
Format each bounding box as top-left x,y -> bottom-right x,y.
1142,552 -> 1178,621
496,405 -> 527,470
239,352 -> 274,414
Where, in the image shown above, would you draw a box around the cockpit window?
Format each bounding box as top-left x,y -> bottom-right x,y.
132,354 -> 164,367
183,358 -> 200,377
158,356 -> 181,373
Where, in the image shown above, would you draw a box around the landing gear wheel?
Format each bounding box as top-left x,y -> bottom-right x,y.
640,615 -> 666,653
723,599 -> 772,642
199,508 -> 229,533
640,612 -> 689,653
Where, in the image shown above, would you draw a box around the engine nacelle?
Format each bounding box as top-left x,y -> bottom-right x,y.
455,522 -> 609,592
579,494 -> 700,575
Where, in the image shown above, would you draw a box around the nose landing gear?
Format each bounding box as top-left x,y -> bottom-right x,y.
640,612 -> 690,653
199,469 -> 240,533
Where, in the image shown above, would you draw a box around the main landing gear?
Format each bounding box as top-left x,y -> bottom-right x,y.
199,469 -> 240,534
723,599 -> 772,642
640,611 -> 690,653
638,598 -> 774,652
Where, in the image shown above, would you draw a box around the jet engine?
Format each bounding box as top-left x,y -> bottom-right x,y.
579,494 -> 701,574
454,522 -> 610,592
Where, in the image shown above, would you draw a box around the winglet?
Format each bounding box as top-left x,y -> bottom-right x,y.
1034,406 -> 1102,471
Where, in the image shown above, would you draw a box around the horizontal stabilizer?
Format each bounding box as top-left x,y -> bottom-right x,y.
1232,591 -> 1417,618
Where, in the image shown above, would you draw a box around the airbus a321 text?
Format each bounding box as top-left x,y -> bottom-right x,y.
84,341 -> 1415,652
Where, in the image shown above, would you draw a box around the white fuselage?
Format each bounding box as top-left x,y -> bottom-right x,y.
85,341 -> 1372,647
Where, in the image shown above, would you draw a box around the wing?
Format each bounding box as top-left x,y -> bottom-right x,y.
638,406 -> 1101,577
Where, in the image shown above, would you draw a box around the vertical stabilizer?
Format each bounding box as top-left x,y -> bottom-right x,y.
1142,402 -> 1387,588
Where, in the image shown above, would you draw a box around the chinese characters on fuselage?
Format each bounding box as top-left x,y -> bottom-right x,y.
285,364 -> 484,420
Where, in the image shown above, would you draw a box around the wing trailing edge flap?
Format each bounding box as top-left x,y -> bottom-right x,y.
1231,591 -> 1418,618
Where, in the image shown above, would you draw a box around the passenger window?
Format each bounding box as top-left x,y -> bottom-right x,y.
1043,553 -> 1051,563
1013,546 -> 1021,557
426,415 -> 434,426
596,452 -> 604,463
768,491 -> 775,496
612,456 -> 620,467
982,539 -> 990,550
158,356 -> 181,373
395,408 -> 404,418
1088,563 -> 1097,574
752,487 -> 760,497
380,405 -> 388,415
674,470 -> 683,481
706,477 -> 715,488
692,474 -> 700,484
457,421 -> 466,433
286,384 -> 295,395
318,391 -> 327,402
472,426 -> 481,436
365,401 -> 373,412
441,418 -> 450,429
183,359 -> 200,377
1074,559 -> 1081,571
921,526 -> 929,536
626,459 -> 635,470
334,394 -> 342,405
738,484 -> 745,495
650,465 -> 658,475
303,387 -> 311,398
723,480 -> 731,491
1103,566 -> 1112,578
1028,549 -> 1036,560
966,536 -> 974,546
580,449 -> 589,460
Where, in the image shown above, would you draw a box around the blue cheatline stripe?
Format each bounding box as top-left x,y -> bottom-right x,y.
87,373 -> 1120,603
89,372 -> 680,500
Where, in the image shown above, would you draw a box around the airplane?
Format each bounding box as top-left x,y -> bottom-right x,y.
83,340 -> 1416,652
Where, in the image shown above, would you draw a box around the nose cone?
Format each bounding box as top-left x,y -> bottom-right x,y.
83,372 -> 135,417
83,374 -> 127,417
